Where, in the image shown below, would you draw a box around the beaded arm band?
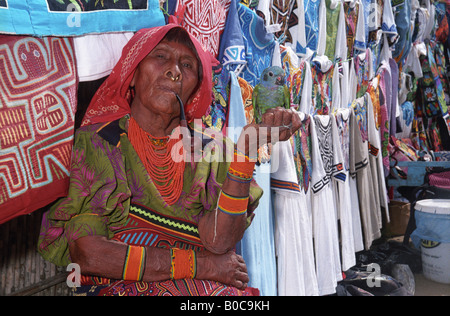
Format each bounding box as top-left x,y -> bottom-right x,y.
217,191 -> 249,216
226,148 -> 256,184
217,149 -> 256,216
170,248 -> 197,280
122,245 -> 147,281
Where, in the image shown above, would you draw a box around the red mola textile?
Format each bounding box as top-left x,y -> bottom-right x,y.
0,35 -> 76,224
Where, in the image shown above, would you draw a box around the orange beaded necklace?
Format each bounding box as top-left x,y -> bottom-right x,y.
128,116 -> 186,205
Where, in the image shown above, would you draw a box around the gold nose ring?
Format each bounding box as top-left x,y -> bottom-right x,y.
169,74 -> 180,81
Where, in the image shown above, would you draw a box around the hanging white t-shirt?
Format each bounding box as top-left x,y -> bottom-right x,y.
331,113 -> 357,271
366,92 -> 389,222
350,96 -> 382,250
271,135 -> 319,296
74,32 -> 134,82
310,116 -> 342,296
336,108 -> 364,253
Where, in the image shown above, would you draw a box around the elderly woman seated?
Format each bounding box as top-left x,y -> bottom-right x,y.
38,24 -> 300,296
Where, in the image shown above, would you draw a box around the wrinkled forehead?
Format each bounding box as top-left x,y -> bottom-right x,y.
161,27 -> 198,55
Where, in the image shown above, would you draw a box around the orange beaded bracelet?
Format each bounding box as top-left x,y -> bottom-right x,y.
217,191 -> 249,216
170,248 -> 197,280
229,150 -> 256,179
122,245 -> 146,281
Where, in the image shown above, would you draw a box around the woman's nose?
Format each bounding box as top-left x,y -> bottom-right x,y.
165,63 -> 182,82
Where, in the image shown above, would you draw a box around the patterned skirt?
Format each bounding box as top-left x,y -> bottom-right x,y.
72,203 -> 259,296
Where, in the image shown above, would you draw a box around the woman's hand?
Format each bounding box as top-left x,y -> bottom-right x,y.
236,107 -> 301,157
196,250 -> 250,290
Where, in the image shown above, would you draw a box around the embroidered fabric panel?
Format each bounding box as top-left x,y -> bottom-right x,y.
112,203 -> 204,251
0,35 -> 76,224
75,277 -> 259,296
0,0 -> 164,36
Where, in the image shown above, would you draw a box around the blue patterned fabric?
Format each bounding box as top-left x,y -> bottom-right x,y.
219,0 -> 246,68
0,0 -> 164,36
236,3 -> 275,87
304,0 -> 320,52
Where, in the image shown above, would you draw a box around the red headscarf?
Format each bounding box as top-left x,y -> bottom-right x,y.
81,24 -> 217,126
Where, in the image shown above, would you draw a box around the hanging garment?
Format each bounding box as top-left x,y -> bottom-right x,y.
332,0 -> 347,111
361,0 -> 371,43
368,30 -> 383,72
355,48 -> 373,98
353,0 -> 366,54
335,0 -> 347,61
280,45 -> 300,83
368,0 -> 383,37
0,0 -> 164,36
287,0 -> 308,56
392,0 -> 413,65
348,58 -> 358,102
240,163 -> 278,296
377,60 -> 392,176
310,115 -> 342,296
335,109 -> 364,253
331,113 -> 357,271
403,42 -> 426,79
317,0 -> 327,56
368,75 -> 382,134
419,43 -> 448,118
311,56 -> 334,115
74,32 -> 134,82
0,35 -> 77,224
290,60 -> 313,114
422,0 -> 436,42
256,0 -> 272,27
228,72 -> 248,142
344,0 -> 359,59
237,3 -> 276,86
367,92 -> 389,222
270,0 -> 297,40
324,0 -> 341,60
219,0 -> 246,69
202,64 -> 229,132
175,0 -> 231,58
381,0 -> 398,39
238,77 -> 256,124
271,137 -> 319,296
304,0 -> 321,52
396,100 -> 414,139
227,72 -> 278,296
293,114 -> 313,194
389,58 -> 400,136
350,96 -> 382,250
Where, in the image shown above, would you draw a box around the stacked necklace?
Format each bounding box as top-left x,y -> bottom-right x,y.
128,117 -> 185,205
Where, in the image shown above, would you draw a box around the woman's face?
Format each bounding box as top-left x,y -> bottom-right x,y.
131,38 -> 200,120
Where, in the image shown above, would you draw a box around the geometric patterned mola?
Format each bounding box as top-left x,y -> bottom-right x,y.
0,35 -> 76,224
